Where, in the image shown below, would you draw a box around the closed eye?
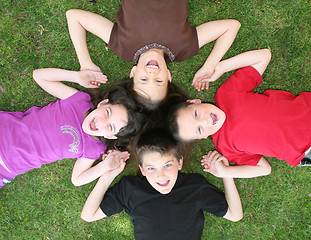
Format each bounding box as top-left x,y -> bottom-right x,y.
194,110 -> 198,118
155,79 -> 163,85
106,107 -> 111,117
109,124 -> 115,133
198,126 -> 202,135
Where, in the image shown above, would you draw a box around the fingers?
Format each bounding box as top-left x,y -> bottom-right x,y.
118,151 -> 130,161
201,150 -> 222,167
192,78 -> 210,91
93,71 -> 108,84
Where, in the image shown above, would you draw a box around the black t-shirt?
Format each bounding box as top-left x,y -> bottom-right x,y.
100,172 -> 228,240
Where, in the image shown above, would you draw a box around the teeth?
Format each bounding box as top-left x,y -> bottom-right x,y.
91,119 -> 98,131
158,180 -> 169,185
147,64 -> 159,68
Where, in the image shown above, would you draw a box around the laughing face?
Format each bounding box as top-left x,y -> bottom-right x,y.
139,151 -> 183,194
176,102 -> 226,141
130,48 -> 171,103
82,100 -> 128,139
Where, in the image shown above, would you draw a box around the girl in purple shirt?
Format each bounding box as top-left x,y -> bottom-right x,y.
0,68 -> 143,188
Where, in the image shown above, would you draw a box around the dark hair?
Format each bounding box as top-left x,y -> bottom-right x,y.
122,78 -> 189,111
88,85 -> 146,150
135,127 -> 184,166
167,100 -> 192,142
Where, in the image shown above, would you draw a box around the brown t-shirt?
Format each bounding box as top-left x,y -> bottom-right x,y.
107,0 -> 199,62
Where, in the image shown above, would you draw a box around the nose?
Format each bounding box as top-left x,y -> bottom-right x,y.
198,115 -> 209,126
157,170 -> 165,179
97,118 -> 109,132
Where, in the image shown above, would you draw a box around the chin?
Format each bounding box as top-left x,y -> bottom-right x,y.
158,188 -> 172,195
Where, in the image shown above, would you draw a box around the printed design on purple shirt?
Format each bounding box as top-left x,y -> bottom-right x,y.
0,156 -> 11,173
61,125 -> 81,153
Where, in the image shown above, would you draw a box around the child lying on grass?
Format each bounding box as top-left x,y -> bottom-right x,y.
168,49 -> 311,178
66,0 -> 240,107
81,128 -> 242,240
0,68 -> 143,188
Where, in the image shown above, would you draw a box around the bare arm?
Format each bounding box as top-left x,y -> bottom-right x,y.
202,151 -> 271,178
66,9 -> 113,71
196,49 -> 272,89
193,19 -> 241,90
80,152 -> 128,222
33,68 -> 107,99
71,151 -> 130,186
222,177 -> 243,222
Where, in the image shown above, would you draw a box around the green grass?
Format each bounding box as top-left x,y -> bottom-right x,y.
0,0 -> 310,239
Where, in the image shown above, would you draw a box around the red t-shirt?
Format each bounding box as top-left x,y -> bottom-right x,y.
212,66 -> 311,167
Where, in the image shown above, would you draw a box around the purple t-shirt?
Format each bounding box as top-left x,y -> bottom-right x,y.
0,91 -> 107,178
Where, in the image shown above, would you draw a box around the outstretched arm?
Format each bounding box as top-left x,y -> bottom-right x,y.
80,152 -> 128,222
201,150 -> 271,178
66,9 -> 113,72
195,48 -> 272,90
33,68 -> 107,99
193,19 -> 241,91
71,150 -> 130,186
222,177 -> 243,222
202,151 -> 243,221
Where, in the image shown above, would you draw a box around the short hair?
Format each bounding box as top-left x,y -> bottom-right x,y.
136,127 -> 184,166
88,85 -> 147,150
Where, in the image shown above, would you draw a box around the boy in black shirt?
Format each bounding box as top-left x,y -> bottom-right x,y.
81,128 -> 243,240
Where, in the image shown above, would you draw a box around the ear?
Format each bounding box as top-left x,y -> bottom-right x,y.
138,165 -> 146,176
129,66 -> 137,78
167,69 -> 172,82
178,156 -> 183,170
97,99 -> 109,108
187,99 -> 201,104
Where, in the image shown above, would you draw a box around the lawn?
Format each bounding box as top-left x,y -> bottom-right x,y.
0,0 -> 310,239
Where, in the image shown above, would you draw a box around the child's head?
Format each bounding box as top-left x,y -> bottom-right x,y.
168,99 -> 226,142
123,76 -> 189,111
136,128 -> 183,194
84,86 -> 145,147
130,49 -> 172,105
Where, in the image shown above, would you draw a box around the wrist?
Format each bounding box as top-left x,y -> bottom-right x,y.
203,58 -> 218,70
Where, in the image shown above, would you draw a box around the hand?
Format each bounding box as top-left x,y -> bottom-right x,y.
77,70 -> 108,88
102,150 -> 130,177
191,66 -> 215,91
201,66 -> 224,84
201,150 -> 229,178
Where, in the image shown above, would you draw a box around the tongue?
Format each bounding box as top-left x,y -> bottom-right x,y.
211,113 -> 218,125
90,119 -> 97,131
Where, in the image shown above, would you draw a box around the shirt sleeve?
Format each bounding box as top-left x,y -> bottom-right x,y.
198,175 -> 228,217
100,177 -> 129,217
218,66 -> 263,93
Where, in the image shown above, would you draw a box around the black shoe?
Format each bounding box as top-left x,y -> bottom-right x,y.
297,158 -> 311,166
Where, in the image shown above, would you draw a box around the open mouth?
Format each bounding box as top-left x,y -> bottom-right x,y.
210,113 -> 218,125
157,180 -> 169,187
90,119 -> 98,131
146,60 -> 159,69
